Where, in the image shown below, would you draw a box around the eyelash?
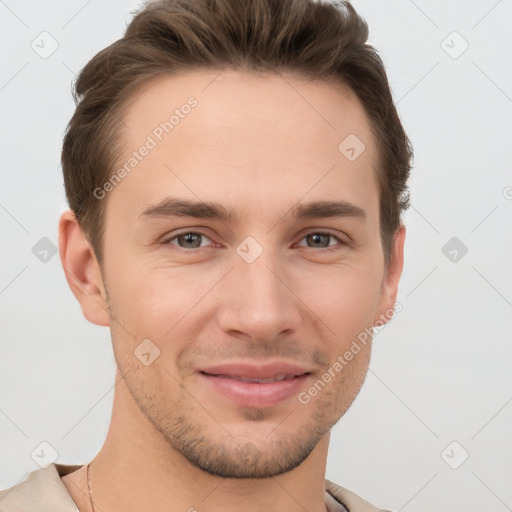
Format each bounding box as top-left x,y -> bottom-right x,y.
162,230 -> 348,253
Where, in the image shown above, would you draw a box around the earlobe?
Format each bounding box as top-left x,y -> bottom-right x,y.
373,223 -> 406,326
58,210 -> 110,327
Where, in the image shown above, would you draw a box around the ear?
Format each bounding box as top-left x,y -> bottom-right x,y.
58,209 -> 110,327
373,223 -> 406,326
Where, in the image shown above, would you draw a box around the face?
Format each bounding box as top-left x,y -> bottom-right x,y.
94,69 -> 402,478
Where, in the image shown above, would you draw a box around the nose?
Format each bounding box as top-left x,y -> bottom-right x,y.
216,246 -> 303,344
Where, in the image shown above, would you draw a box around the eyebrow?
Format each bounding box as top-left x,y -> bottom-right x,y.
138,197 -> 367,223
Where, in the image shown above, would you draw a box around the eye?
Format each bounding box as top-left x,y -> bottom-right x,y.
164,231 -> 214,250
296,231 -> 347,252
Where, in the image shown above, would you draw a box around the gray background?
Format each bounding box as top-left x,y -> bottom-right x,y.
1,1 -> 511,510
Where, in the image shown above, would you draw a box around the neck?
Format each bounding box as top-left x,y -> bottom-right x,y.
85,372 -> 330,512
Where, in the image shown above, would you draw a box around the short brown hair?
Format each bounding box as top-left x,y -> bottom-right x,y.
62,0 -> 413,268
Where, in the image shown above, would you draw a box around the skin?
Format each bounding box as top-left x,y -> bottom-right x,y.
58,69 -> 405,512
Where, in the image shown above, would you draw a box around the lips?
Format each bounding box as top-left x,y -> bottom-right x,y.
210,374 -> 298,383
198,361 -> 312,407
199,361 -> 311,380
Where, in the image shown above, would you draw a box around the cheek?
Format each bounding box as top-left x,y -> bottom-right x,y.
295,263 -> 381,334
106,258 -> 216,347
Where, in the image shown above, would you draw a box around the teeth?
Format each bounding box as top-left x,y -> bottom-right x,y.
216,374 -> 295,383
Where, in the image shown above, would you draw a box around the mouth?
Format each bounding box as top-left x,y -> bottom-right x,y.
200,372 -> 310,383
198,370 -> 312,408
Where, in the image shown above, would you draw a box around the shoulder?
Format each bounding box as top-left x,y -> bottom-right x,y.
0,463 -> 81,512
325,478 -> 393,512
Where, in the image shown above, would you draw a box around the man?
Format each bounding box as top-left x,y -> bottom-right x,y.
0,0 -> 411,510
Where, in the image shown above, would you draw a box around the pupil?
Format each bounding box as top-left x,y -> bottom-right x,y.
310,234 -> 328,248
182,233 -> 200,248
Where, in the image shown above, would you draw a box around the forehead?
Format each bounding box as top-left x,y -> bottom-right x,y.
109,69 -> 380,225
121,69 -> 376,150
